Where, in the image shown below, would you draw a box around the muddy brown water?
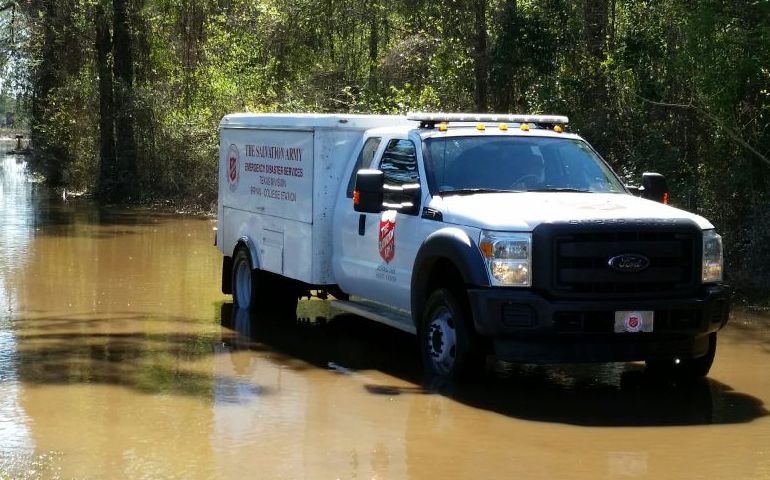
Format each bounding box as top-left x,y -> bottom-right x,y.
1,151 -> 770,479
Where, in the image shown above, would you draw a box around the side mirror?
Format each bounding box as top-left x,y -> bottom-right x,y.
354,169 -> 384,213
641,172 -> 669,204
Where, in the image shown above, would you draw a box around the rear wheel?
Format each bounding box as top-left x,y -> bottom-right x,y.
231,247 -> 299,318
420,288 -> 486,380
232,248 -> 256,310
645,333 -> 717,381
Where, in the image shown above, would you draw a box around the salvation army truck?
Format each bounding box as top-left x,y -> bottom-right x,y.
216,112 -> 730,379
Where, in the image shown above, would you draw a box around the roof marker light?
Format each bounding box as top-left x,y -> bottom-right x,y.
554,125 -> 563,133
499,123 -> 509,131
407,112 -> 570,125
438,122 -> 448,132
520,123 -> 530,132
477,123 -> 486,131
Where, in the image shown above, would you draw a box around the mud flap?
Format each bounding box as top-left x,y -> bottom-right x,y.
222,256 -> 233,294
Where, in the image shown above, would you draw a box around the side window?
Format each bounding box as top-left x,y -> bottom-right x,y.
379,138 -> 420,211
346,137 -> 382,198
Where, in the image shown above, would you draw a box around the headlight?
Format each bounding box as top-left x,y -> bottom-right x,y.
702,229 -> 723,283
479,231 -> 532,286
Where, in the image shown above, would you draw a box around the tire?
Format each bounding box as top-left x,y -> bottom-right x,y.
645,333 -> 717,381
231,247 -> 299,318
232,248 -> 256,310
419,288 -> 486,380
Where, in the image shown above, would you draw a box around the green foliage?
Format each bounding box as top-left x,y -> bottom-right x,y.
6,0 -> 770,298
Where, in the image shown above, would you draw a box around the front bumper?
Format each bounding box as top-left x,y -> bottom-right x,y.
466,284 -> 730,364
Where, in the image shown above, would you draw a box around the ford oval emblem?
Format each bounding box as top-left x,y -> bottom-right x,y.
608,254 -> 650,273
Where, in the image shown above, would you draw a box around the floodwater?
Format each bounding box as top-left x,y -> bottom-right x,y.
1,148 -> 769,480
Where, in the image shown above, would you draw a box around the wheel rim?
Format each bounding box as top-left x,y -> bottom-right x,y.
427,307 -> 457,375
234,258 -> 252,309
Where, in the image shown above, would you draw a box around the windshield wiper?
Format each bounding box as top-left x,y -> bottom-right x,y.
439,188 -> 515,196
526,187 -> 593,193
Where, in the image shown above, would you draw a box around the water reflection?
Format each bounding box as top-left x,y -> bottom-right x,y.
217,304 -> 770,479
1,140 -> 769,478
215,303 -> 414,479
0,151 -> 36,467
219,303 -> 768,428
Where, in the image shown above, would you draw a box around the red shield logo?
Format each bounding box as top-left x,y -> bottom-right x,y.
625,312 -> 642,332
379,218 -> 396,264
227,144 -> 239,191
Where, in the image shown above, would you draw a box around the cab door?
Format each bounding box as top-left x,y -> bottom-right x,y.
334,136 -> 429,311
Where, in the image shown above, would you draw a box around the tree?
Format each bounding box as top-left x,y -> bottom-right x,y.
472,0 -> 488,112
111,0 -> 137,199
5,0 -> 769,297
96,1 -> 116,199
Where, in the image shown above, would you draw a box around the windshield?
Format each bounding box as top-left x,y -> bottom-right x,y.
423,136 -> 626,195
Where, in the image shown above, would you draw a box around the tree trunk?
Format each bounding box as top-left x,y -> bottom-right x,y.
582,0 -> 609,132
112,0 -> 137,199
96,2 -> 116,200
368,1 -> 379,93
491,0 -> 517,112
34,1 -> 65,187
473,0 -> 488,112
583,0 -> 608,59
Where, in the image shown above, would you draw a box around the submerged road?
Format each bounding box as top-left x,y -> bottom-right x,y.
1,147 -> 769,479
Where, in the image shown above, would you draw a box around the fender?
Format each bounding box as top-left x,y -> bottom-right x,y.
222,236 -> 261,295
234,235 -> 261,270
410,227 -> 489,324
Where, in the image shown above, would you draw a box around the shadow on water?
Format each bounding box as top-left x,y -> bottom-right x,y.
220,302 -> 769,428
435,365 -> 768,427
219,302 -> 423,381
12,310 -> 267,399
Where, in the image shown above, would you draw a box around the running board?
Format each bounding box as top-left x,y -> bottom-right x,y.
330,299 -> 416,335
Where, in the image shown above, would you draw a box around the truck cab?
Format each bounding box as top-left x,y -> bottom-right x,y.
218,112 -> 730,380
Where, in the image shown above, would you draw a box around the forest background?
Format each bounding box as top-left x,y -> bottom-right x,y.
0,0 -> 768,299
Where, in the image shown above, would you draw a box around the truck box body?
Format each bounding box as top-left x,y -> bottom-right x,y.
218,114 -> 410,284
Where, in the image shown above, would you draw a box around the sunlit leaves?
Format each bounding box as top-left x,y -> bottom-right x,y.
4,0 -> 770,295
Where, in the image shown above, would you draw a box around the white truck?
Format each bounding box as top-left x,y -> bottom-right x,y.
216,112 -> 730,379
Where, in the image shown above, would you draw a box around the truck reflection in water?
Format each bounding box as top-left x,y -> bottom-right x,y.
214,302 -> 417,479
216,301 -> 767,478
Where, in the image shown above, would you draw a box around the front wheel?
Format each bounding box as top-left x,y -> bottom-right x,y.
420,289 -> 486,380
645,333 -> 717,381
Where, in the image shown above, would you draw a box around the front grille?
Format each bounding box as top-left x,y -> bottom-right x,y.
554,311 -> 612,333
534,221 -> 701,299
